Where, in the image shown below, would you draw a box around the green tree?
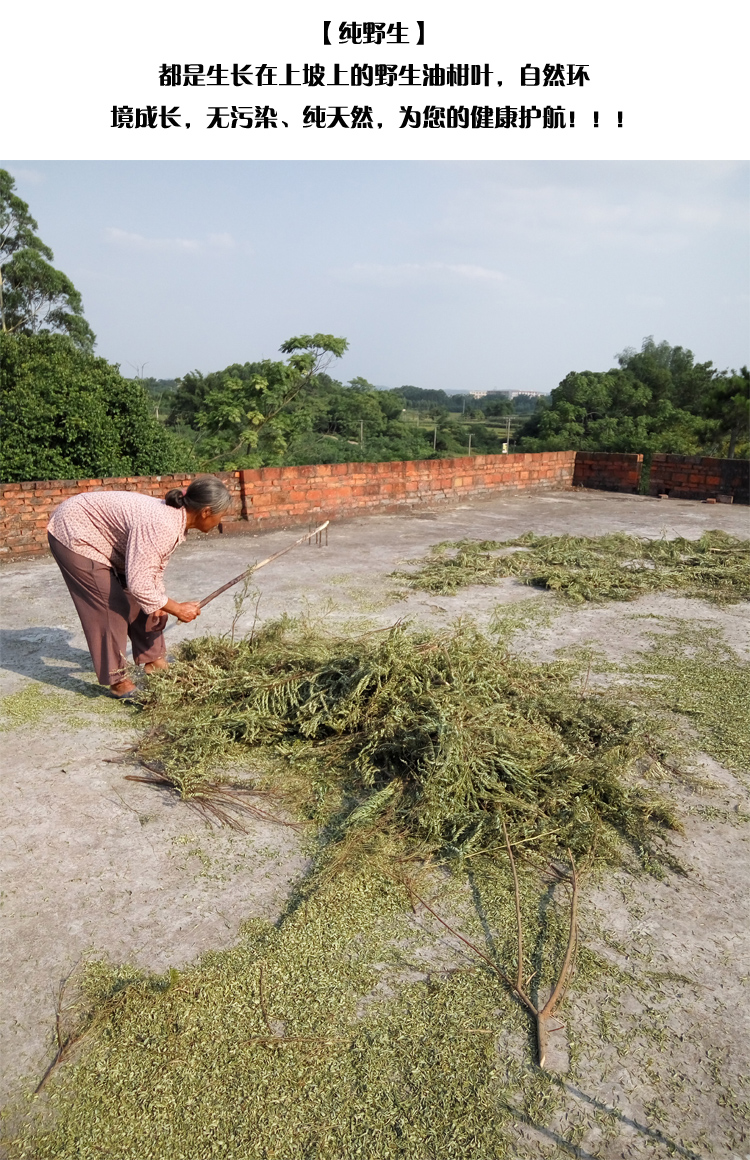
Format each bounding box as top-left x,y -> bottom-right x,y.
483,395 -> 514,417
510,393 -> 548,416
703,367 -> 749,459
286,381 -> 432,466
518,338 -> 717,455
0,333 -> 193,482
128,376 -> 179,423
616,336 -> 716,413
398,385 -> 455,410
169,334 -> 348,469
0,169 -> 95,351
325,383 -> 394,441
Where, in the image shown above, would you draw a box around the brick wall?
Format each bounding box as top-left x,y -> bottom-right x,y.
649,455 -> 749,503
573,452 -> 643,493
235,451 -> 577,532
0,454 -> 575,558
5,449 -> 741,560
0,471 -> 242,557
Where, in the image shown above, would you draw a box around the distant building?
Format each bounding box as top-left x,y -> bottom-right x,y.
447,389 -> 547,400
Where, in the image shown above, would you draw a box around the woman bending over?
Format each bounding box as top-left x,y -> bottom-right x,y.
47,476 -> 231,697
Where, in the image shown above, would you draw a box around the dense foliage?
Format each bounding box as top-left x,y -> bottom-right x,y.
165,351 -> 529,471
168,356 -> 425,469
0,174 -> 195,483
0,334 -> 194,482
0,169 -> 95,351
518,338 -> 749,459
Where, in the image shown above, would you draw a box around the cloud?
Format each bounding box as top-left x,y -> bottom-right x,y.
444,263 -> 508,282
333,261 -> 507,288
437,165 -> 749,257
104,228 -> 234,253
9,167 -> 45,185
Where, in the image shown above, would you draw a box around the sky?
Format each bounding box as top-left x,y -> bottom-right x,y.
3,161 -> 748,391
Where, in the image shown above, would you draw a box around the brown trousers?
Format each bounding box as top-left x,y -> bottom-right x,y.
48,533 -> 167,685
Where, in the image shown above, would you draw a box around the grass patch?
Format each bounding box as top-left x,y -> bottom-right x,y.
392,530 -> 750,603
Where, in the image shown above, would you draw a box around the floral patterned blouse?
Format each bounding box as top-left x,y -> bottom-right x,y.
48,491 -> 186,613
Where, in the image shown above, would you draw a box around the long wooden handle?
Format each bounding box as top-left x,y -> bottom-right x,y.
197,521 -> 330,608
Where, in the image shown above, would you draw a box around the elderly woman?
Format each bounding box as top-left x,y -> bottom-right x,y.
47,476 -> 232,698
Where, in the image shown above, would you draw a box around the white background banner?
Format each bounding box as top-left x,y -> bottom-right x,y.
3,0 -> 747,161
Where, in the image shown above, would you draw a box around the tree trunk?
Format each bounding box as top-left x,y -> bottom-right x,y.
728,428 -> 737,459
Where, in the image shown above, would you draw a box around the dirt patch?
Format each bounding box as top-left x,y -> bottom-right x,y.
0,694 -> 306,1102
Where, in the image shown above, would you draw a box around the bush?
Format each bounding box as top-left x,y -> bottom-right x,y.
0,334 -> 195,482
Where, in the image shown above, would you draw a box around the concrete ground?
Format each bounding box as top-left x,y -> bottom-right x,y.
1,489 -> 749,1158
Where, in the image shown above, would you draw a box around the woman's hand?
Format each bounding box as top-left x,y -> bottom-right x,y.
161,598 -> 202,622
174,601 -> 201,623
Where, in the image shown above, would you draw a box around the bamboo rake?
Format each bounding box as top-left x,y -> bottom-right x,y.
161,521 -> 331,634
196,520 -> 330,609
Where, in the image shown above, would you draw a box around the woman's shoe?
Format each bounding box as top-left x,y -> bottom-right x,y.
110,680 -> 138,700
144,659 -> 169,675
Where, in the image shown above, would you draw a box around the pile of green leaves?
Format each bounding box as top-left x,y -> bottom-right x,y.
10,603 -> 748,1158
392,530 -> 750,603
138,619 -> 679,868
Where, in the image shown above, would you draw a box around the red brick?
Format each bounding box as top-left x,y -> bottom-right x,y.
4,451 -> 732,558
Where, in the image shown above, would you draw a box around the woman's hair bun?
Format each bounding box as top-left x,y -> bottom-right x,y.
164,477 -> 232,514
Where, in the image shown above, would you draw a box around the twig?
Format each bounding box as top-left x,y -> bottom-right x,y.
434,828 -> 562,865
122,771 -> 307,831
501,816 -> 525,995
196,522 -> 330,610
581,655 -> 592,696
35,973 -> 88,1094
536,849 -> 579,1069
406,885 -> 532,1012
243,1035 -> 348,1046
407,837 -> 580,1071
248,963 -> 346,1047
